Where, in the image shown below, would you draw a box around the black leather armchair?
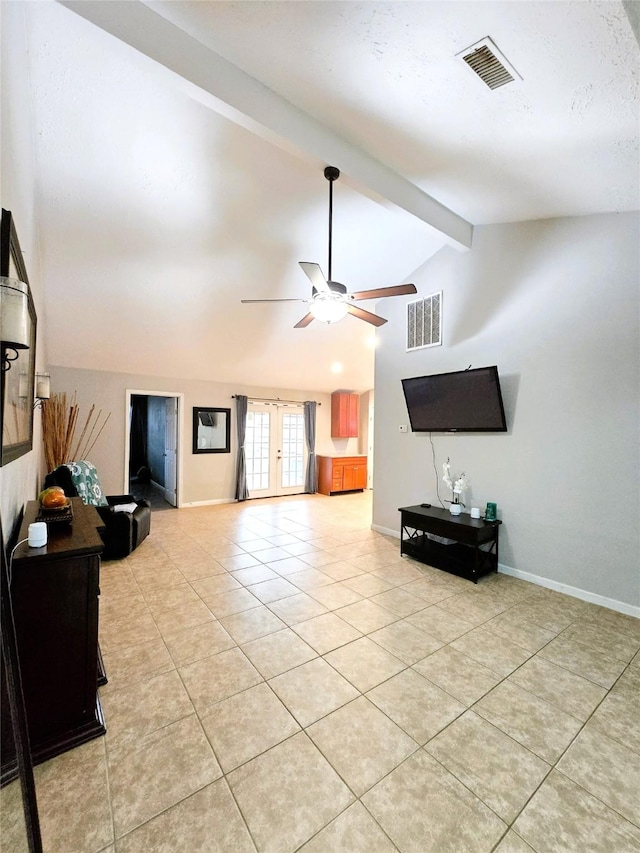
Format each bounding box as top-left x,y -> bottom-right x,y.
43,463 -> 151,560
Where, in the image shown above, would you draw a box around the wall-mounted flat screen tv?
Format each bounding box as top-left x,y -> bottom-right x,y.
401,366 -> 507,432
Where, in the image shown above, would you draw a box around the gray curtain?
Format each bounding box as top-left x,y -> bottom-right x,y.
234,395 -> 250,501
304,401 -> 317,493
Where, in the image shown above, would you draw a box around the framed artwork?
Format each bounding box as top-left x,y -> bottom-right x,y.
1,209 -> 37,467
192,407 -> 231,454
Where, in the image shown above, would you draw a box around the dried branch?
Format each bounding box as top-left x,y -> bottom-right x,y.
41,392 -> 111,471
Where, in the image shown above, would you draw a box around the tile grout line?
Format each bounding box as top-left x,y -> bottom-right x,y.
92,496 -> 639,852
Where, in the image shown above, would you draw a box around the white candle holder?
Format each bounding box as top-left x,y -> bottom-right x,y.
34,373 -> 51,408
1,276 -> 30,371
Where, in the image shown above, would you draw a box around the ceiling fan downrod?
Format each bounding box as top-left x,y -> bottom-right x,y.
324,166 -> 340,282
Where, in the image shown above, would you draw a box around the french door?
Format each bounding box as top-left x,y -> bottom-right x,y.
245,403 -> 307,498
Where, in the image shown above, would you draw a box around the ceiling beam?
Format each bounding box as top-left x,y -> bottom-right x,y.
59,0 -> 473,250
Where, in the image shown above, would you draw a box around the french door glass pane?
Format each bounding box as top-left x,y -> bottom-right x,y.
281,413 -> 305,488
246,411 -> 270,491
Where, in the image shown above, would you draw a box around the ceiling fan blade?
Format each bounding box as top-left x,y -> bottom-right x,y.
241,298 -> 307,303
294,313 -> 315,328
299,262 -> 330,293
347,304 -> 387,327
348,283 -> 417,301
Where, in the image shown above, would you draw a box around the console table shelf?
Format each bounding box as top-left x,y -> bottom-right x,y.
398,505 -> 501,583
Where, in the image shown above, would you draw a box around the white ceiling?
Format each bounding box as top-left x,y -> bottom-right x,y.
14,1 -> 640,392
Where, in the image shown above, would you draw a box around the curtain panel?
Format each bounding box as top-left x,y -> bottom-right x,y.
304,401 -> 317,494
234,395 -> 249,501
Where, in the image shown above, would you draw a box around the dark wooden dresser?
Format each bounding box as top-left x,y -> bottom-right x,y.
5,497 -> 106,770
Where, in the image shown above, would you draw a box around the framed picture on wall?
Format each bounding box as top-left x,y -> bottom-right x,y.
192,407 -> 231,454
1,209 -> 37,467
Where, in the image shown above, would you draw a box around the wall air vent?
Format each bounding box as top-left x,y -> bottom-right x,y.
407,292 -> 442,352
457,37 -> 522,90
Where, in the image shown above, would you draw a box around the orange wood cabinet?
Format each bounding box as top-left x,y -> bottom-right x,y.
317,455 -> 367,495
331,392 -> 359,438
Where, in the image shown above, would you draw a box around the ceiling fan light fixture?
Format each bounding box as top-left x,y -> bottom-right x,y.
309,294 -> 349,324
242,166 -> 416,329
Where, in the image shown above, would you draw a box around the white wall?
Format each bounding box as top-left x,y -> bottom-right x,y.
373,213 -> 639,612
48,366 -> 359,505
0,2 -> 48,543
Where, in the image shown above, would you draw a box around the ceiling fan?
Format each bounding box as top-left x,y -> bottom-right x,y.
241,166 -> 417,328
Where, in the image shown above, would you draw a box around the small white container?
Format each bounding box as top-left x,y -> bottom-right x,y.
28,522 -> 47,548
470,507 -> 481,519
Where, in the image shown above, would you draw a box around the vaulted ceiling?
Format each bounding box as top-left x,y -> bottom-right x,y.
9,1 -> 639,391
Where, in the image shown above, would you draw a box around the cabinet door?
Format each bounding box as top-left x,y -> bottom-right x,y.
347,395 -> 359,437
331,393 -> 359,438
330,393 -> 344,437
342,465 -> 357,490
354,462 -> 367,489
11,554 -> 99,742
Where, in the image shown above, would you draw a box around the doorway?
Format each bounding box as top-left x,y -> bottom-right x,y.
367,401 -> 374,489
244,402 -> 307,498
125,391 -> 182,509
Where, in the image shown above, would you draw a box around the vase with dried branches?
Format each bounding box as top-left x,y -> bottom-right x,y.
41,392 -> 111,472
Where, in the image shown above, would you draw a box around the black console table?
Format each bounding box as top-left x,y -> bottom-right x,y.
5,498 -> 107,773
398,505 -> 501,583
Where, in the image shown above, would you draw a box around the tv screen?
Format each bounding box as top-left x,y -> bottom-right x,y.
401,366 -> 507,432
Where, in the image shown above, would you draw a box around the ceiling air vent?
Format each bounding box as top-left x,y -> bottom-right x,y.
457,37 -> 522,90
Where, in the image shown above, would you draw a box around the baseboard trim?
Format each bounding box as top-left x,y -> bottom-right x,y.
372,524 -> 639,618
498,564 -> 640,618
372,524 -> 400,538
179,498 -> 235,508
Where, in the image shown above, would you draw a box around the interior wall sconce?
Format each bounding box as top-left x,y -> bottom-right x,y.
0,276 -> 31,371
34,373 -> 50,409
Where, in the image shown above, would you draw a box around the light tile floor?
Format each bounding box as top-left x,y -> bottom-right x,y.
3,491 -> 640,852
